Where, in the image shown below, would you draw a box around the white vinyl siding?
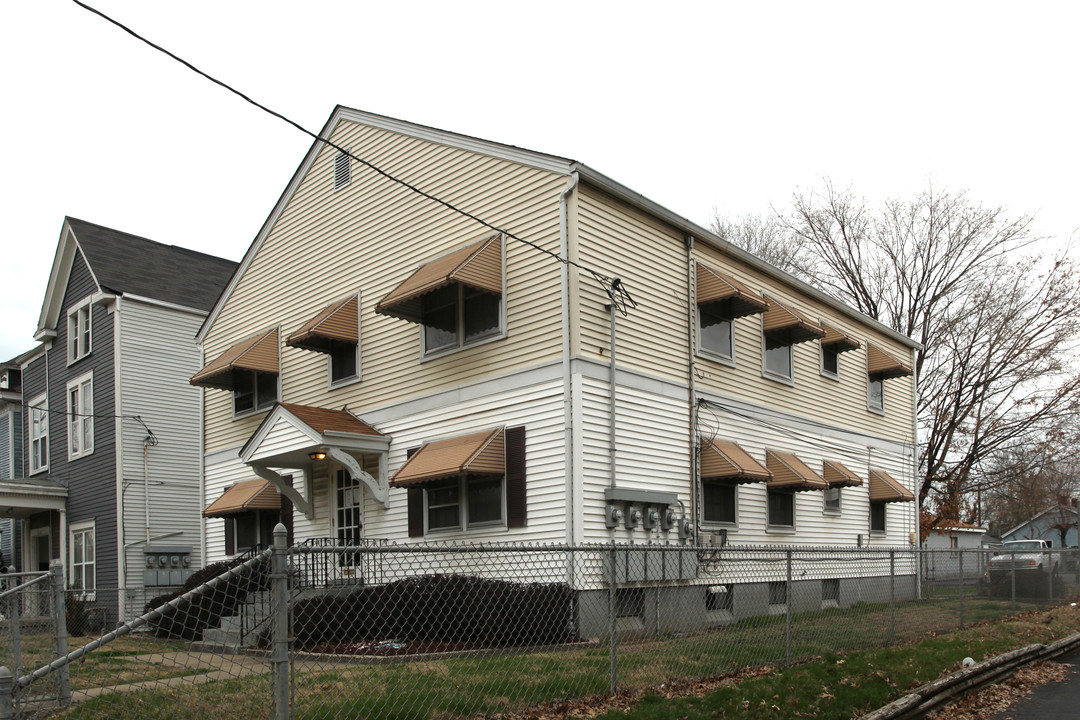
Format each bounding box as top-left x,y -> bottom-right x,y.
203,120 -> 566,453
117,299 -> 208,587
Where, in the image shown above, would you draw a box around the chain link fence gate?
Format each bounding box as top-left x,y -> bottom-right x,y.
1,528 -> 1076,720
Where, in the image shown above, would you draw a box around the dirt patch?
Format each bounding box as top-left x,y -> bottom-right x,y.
301,639 -> 488,656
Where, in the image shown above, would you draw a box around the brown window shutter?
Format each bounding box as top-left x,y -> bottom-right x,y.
505,425 -> 527,528
224,518 -> 235,556
405,447 -> 423,537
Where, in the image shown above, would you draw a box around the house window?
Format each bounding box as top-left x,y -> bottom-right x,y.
422,284 -> 502,356
823,487 -> 841,514
822,578 -> 840,603
615,588 -> 645,618
329,340 -> 359,385
70,521 -> 95,598
29,394 -> 48,474
705,584 -> 734,612
426,475 -> 505,532
870,503 -> 886,534
233,372 -> 277,416
698,304 -> 734,360
764,342 -> 793,381
67,373 -> 94,460
868,376 -> 884,412
67,299 -> 92,364
768,581 -> 787,606
767,490 -> 795,528
334,149 -> 351,190
821,345 -> 839,377
703,481 -> 737,525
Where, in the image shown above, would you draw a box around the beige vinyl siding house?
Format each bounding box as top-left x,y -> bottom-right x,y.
195,107 -> 919,607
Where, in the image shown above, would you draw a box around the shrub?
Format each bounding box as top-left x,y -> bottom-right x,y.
292,574 -> 576,647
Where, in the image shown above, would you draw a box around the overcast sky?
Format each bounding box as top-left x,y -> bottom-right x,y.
2,1 -> 1077,361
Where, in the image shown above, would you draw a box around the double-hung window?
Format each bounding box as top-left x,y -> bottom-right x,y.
29,394 -> 49,474
762,295 -> 825,383
702,481 -> 737,525
426,475 -> 504,532
767,490 -> 795,528
698,305 -> 734,361
421,284 -> 501,355
67,373 -> 94,460
868,376 -> 884,412
870,503 -> 886,534
70,520 -> 95,598
67,299 -> 92,364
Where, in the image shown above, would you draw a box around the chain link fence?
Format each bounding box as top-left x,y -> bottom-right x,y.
2,537 -> 1077,720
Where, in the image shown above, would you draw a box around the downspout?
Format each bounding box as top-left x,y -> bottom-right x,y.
686,236 -> 698,539
559,172 -> 579,545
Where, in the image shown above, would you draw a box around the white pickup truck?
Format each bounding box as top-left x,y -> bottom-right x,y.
987,540 -> 1059,588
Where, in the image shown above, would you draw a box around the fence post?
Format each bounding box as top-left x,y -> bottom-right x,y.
4,569 -> 21,675
49,560 -> 71,706
958,549 -> 965,629
271,523 -> 290,720
608,543 -> 618,696
889,550 -> 896,644
1010,552 -> 1017,613
0,666 -> 13,720
785,549 -> 793,665
1048,551 -> 1055,605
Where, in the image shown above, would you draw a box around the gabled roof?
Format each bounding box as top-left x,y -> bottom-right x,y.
1002,505 -> 1079,540
37,218 -> 237,339
195,106 -> 922,352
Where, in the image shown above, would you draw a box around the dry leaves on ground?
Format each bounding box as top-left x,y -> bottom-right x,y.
927,661 -> 1073,720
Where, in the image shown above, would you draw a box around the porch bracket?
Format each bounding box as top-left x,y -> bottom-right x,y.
326,447 -> 389,509
250,465 -> 313,519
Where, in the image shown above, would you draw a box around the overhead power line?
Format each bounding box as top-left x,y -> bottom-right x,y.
69,0 -> 637,315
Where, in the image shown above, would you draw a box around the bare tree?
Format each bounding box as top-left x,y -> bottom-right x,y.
764,182 -> 1080,511
709,211 -> 812,278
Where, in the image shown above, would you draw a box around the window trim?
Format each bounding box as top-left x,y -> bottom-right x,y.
696,302 -> 736,366
766,488 -> 796,530
867,375 -> 885,414
701,479 -> 739,528
69,519 -> 96,600
423,475 -> 507,535
820,343 -> 840,380
67,297 -> 93,365
232,371 -> 280,419
823,486 -> 842,515
869,502 -> 887,535
761,321 -> 795,384
28,393 -> 49,475
67,372 -> 94,461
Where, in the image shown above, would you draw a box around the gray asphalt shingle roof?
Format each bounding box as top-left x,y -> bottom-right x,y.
67,217 -> 237,312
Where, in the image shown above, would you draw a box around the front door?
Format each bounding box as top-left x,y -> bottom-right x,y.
30,526 -> 51,572
333,467 -> 364,573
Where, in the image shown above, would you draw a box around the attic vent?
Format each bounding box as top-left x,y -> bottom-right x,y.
334,149 -> 351,190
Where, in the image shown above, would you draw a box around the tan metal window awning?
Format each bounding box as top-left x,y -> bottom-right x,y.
766,450 -> 829,492
763,297 -> 826,347
191,327 -> 279,390
695,263 -> 768,318
820,321 -> 861,353
700,439 -> 772,483
375,235 -> 502,324
286,295 -> 359,353
203,479 -> 281,517
389,427 -> 505,488
867,343 -> 914,379
822,459 -> 864,488
868,468 -> 915,503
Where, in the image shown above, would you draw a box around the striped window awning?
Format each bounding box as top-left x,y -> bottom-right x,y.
286,294 -> 359,354
191,327 -> 279,390
820,322 -> 861,353
203,479 -> 281,517
700,439 -> 772,483
389,427 -> 505,488
766,450 -> 829,492
695,263 -> 768,318
822,459 -> 864,488
763,297 -> 826,348
868,468 -> 915,503
867,343 -> 914,379
375,235 -> 502,324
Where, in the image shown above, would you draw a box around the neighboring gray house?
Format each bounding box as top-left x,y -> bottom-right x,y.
0,348 -> 39,572
1002,504 -> 1079,548
0,217 -> 236,623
